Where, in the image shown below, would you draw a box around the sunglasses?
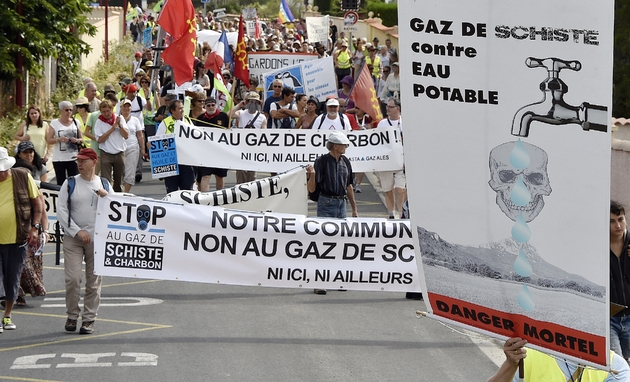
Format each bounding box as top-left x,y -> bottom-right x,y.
64,109 -> 73,112
273,85 -> 282,88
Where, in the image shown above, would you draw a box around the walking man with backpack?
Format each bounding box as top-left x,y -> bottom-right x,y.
306,131 -> 358,295
270,87 -> 300,129
314,98 -> 351,130
57,148 -> 110,335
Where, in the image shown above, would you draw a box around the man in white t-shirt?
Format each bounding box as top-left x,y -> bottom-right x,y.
229,92 -> 268,183
376,98 -> 405,219
313,98 -> 351,130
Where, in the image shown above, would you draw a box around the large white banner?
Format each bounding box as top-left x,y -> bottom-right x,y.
94,194 -> 420,292
248,52 -> 318,92
262,56 -> 337,101
174,124 -> 404,172
305,16 -> 330,44
400,1 -> 613,368
163,167 -> 308,215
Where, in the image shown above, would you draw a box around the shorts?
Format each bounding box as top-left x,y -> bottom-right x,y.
378,170 -> 406,192
196,166 -> 228,182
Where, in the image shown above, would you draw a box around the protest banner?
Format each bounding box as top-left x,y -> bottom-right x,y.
262,56 -> 337,101
399,0 -> 613,368
148,134 -> 179,179
248,51 -> 318,92
94,193 -> 420,292
172,123 -> 404,172
305,16 -> 330,44
163,166 -> 308,215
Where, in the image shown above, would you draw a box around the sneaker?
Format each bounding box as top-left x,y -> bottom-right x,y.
2,317 -> 16,330
355,185 -> 362,193
65,318 -> 77,332
313,289 -> 327,295
80,320 -> 95,335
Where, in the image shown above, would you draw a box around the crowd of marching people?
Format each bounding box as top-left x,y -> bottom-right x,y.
0,4 -> 411,333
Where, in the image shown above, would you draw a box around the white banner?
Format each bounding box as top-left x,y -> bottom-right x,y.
262,56 -> 337,101
399,1 -> 613,368
173,124 -> 404,172
163,167 -> 308,215
305,16 -> 330,44
248,52 -> 318,92
94,194 -> 420,292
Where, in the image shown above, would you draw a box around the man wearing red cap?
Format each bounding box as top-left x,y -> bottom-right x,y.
56,148 -> 109,335
132,51 -> 143,77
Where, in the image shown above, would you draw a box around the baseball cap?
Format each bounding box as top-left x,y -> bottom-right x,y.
121,99 -> 133,106
327,131 -> 350,145
135,51 -> 142,57
76,148 -> 98,161
205,97 -> 217,105
17,141 -> 35,153
326,98 -> 340,107
125,83 -> 139,93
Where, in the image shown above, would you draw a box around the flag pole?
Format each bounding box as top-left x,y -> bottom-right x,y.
228,77 -> 239,128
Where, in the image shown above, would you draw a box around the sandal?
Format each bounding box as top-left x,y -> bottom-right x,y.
16,296 -> 27,306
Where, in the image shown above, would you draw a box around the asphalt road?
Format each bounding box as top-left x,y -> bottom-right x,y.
0,164 -> 503,382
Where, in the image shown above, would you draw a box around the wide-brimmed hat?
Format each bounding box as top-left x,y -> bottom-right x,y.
104,84 -> 116,94
327,131 -> 350,145
74,96 -> 89,106
245,92 -> 261,102
0,147 -> 17,171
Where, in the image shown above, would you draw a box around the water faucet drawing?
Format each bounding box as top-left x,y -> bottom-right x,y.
511,57 -> 608,137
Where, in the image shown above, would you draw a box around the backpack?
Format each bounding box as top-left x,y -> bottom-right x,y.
274,101 -> 295,128
316,113 -> 346,130
66,175 -> 110,227
309,155 -> 351,202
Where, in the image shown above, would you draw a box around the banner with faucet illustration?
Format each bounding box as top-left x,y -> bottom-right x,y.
398,0 -> 613,369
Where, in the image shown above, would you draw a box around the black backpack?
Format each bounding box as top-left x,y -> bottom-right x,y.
316,113 -> 346,130
274,101 -> 295,128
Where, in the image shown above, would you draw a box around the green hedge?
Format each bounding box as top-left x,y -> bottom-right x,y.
366,1 -> 397,27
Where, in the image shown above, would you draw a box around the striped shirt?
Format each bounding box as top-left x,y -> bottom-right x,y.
314,153 -> 353,197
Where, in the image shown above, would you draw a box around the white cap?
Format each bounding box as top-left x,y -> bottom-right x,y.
327,131 -> 350,145
326,98 -> 340,107
187,84 -> 204,93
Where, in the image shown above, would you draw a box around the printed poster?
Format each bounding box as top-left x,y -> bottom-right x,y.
399,0 -> 613,368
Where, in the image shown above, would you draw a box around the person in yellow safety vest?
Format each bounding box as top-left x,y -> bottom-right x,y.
487,337 -> 630,382
155,100 -> 195,193
365,45 -> 381,84
334,40 -> 352,90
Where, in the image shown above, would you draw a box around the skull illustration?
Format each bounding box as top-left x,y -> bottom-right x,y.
488,141 -> 552,222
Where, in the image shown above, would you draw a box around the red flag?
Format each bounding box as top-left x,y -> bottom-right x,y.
234,15 -> 250,89
162,30 -> 197,85
157,0 -> 196,40
350,65 -> 383,122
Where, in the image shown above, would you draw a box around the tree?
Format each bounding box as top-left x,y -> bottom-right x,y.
0,0 -> 96,81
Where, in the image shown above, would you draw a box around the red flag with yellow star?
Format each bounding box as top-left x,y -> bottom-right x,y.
350,64 -> 383,122
233,15 -> 250,89
162,26 -> 197,85
157,0 -> 195,40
